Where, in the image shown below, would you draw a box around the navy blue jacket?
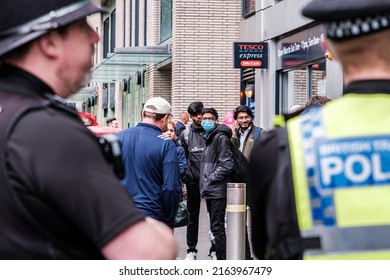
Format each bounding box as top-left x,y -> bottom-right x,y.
118,123 -> 181,227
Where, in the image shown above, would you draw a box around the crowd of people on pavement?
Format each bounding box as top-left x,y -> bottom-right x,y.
1,0 -> 390,261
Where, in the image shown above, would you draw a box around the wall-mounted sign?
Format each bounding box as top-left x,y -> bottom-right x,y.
234,42 -> 268,69
276,25 -> 324,70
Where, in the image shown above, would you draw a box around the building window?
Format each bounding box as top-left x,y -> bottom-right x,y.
160,0 -> 172,43
110,10 -> 116,53
95,27 -> 99,64
109,83 -> 116,109
144,1 -> 147,46
278,60 -> 326,114
129,0 -> 132,46
102,83 -> 108,110
242,0 -> 255,18
134,0 -> 139,46
103,18 -> 109,58
142,70 -> 147,88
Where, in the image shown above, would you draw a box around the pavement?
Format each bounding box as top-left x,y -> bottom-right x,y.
174,199 -> 256,260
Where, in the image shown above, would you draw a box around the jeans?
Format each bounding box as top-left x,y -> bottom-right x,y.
186,180 -> 201,253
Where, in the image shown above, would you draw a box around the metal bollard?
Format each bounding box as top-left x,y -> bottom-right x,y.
226,183 -> 246,260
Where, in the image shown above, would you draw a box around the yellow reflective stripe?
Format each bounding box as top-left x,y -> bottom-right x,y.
305,250 -> 390,260
335,186 -> 390,227
323,94 -> 390,137
287,118 -> 312,230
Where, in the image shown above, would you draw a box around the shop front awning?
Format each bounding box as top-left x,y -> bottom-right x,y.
89,45 -> 172,83
71,87 -> 97,101
67,86 -> 97,106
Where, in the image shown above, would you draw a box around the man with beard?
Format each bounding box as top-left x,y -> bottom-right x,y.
231,105 -> 267,160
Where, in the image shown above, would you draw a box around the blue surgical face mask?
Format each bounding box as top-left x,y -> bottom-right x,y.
201,119 -> 215,132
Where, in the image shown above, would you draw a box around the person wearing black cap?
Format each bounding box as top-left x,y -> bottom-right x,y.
0,0 -> 176,259
248,0 -> 390,260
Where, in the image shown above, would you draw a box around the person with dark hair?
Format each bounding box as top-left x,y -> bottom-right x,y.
179,101 -> 208,260
0,0 -> 176,259
305,95 -> 332,108
199,107 -> 234,260
118,97 -> 181,229
106,117 -> 119,128
249,0 -> 390,260
231,105 -> 267,159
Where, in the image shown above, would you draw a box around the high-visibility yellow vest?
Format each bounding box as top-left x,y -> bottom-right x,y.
287,94 -> 390,260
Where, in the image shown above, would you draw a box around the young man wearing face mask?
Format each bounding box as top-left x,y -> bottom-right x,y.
199,108 -> 234,260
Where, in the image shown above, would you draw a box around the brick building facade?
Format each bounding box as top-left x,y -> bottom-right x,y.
75,0 -> 242,128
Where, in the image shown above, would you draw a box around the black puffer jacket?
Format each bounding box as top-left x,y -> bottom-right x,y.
200,124 -> 234,199
179,123 -> 205,183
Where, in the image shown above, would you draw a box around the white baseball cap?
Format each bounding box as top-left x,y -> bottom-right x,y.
143,97 -> 172,114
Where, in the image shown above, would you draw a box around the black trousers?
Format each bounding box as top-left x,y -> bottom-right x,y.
186,180 -> 201,253
206,198 -> 252,260
206,198 -> 227,260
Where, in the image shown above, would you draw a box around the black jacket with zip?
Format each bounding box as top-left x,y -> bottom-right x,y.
179,123 -> 205,183
199,124 -> 234,199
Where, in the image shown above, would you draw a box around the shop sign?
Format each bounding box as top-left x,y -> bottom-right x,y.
233,42 -> 268,69
276,25 -> 324,69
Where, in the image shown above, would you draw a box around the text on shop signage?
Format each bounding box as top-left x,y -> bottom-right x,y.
233,42 -> 268,69
277,35 -> 321,57
276,25 -> 325,69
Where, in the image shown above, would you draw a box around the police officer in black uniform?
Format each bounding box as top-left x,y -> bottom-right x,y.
0,0 -> 176,259
249,0 -> 390,260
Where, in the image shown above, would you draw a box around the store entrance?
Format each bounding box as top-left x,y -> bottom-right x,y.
278,59 -> 326,114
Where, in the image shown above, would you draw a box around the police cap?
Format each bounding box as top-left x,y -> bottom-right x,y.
0,0 -> 106,57
302,0 -> 390,40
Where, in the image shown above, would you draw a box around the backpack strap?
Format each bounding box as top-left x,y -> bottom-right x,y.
254,126 -> 263,142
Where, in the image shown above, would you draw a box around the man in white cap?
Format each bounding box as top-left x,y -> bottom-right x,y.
118,97 -> 181,229
249,0 -> 390,260
0,0 -> 176,259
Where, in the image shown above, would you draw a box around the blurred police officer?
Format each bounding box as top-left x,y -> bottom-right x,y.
249,0 -> 390,260
0,0 -> 176,259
